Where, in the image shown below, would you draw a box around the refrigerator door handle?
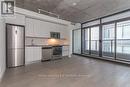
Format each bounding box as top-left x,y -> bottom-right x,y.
15,30 -> 17,35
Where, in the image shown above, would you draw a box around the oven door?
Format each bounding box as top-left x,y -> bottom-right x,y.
53,46 -> 62,56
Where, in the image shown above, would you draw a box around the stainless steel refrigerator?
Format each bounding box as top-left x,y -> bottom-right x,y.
6,24 -> 25,68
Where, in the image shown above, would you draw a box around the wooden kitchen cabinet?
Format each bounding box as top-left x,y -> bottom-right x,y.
25,47 -> 42,64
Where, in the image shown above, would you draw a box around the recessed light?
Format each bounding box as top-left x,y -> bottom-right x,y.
72,2 -> 77,6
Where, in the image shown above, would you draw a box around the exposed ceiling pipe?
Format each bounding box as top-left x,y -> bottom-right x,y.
38,9 -> 60,19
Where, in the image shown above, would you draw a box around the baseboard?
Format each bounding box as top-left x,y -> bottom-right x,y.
0,68 -> 6,83
25,60 -> 41,65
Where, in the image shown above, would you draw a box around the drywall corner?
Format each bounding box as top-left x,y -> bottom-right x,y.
0,16 -> 6,83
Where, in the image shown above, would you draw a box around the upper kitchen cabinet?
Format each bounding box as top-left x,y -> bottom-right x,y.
25,17 -> 69,39
25,18 -> 34,36
34,19 -> 68,38
33,19 -> 49,37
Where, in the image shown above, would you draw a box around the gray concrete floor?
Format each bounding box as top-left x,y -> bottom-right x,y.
1,55 -> 130,87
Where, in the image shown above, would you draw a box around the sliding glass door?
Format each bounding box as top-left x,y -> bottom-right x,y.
102,23 -> 115,58
83,28 -> 90,54
116,20 -> 130,61
81,18 -> 130,62
83,26 -> 99,56
91,26 -> 99,56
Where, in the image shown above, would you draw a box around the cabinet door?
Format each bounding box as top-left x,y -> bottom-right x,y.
33,19 -> 49,37
33,47 -> 42,61
62,46 -> 69,56
33,19 -> 40,37
25,47 -> 42,64
63,46 -> 69,51
25,47 -> 34,64
25,18 -> 34,36
62,51 -> 69,56
39,20 -> 49,37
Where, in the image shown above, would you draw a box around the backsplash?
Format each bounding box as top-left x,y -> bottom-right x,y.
25,38 -> 69,46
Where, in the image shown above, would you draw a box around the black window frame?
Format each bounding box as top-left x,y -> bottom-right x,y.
72,9 -> 130,63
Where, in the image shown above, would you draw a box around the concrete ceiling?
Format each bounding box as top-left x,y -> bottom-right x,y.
16,0 -> 130,23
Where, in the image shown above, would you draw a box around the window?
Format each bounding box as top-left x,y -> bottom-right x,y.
91,26 -> 99,55
102,23 -> 115,58
80,10 -> 130,62
83,28 -> 90,54
82,26 -> 99,56
116,20 -> 130,61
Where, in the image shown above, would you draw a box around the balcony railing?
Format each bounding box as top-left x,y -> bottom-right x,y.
84,39 -> 130,58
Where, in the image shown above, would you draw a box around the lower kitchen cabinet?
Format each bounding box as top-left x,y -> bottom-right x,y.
25,47 -> 42,64
62,46 -> 69,57
62,51 -> 69,57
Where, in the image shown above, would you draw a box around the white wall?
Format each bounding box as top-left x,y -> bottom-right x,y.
0,18 -> 6,82
4,7 -> 71,26
0,0 -> 6,82
0,17 -> 6,82
15,7 -> 70,25
68,24 -> 75,56
4,13 -> 26,25
73,29 -> 81,54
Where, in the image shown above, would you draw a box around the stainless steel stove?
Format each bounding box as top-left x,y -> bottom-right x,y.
52,46 -> 62,60
42,45 -> 62,61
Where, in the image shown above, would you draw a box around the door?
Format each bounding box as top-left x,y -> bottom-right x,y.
90,26 -> 99,56
83,28 -> 90,54
7,49 -> 25,67
7,24 -> 25,49
102,23 -> 115,58
116,20 -> 130,61
82,26 -> 99,56
7,24 -> 25,67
